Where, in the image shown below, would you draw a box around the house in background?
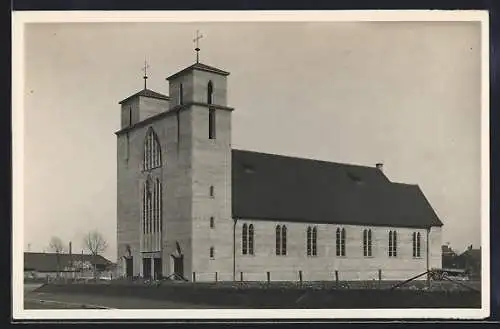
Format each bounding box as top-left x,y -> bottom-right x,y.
24,252 -> 114,280
440,244 -> 481,280
455,246 -> 481,280
441,244 -> 459,268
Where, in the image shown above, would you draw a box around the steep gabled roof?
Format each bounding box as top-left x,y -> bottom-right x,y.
24,252 -> 113,272
231,149 -> 443,228
118,88 -> 170,105
166,62 -> 230,80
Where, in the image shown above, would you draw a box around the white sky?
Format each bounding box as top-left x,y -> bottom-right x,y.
22,20 -> 482,262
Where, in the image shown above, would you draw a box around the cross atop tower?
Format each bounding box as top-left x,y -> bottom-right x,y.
193,30 -> 203,63
142,59 -> 150,89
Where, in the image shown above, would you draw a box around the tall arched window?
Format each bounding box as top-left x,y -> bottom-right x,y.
147,179 -> 152,233
155,178 -> 162,233
248,224 -> 254,255
413,232 -> 421,258
341,228 -> 346,256
275,225 -> 286,256
368,229 -> 372,256
393,231 -> 398,257
276,225 -> 281,255
281,226 -> 287,256
306,227 -> 312,256
412,232 -> 416,257
207,80 -> 213,104
389,231 -> 393,257
143,128 -> 162,171
389,230 -> 397,257
142,177 -> 162,238
336,228 -> 341,256
363,229 -> 372,257
363,229 -> 368,256
142,183 -> 147,234
416,232 -> 421,257
242,223 -> 248,255
312,227 -> 318,256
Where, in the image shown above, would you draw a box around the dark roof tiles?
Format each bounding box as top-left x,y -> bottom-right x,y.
231,149 -> 443,228
119,88 -> 170,104
167,62 -> 230,80
24,252 -> 113,272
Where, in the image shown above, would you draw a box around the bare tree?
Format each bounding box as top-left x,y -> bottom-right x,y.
83,230 -> 108,278
49,236 -> 65,277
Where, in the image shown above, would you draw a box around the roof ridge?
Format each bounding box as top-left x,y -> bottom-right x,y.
167,62 -> 230,80
119,88 -> 170,104
232,149 -> 379,171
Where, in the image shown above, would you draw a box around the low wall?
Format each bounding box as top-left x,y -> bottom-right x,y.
37,281 -> 481,309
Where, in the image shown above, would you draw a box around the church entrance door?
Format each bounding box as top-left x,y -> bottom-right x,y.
142,258 -> 152,279
153,258 -> 162,280
125,257 -> 133,278
173,255 -> 184,279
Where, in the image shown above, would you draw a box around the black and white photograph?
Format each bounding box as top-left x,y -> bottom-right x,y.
12,10 -> 490,320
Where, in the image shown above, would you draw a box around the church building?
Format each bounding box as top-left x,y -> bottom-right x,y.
116,46 -> 443,282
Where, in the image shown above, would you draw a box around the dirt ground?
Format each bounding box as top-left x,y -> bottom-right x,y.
23,284 -> 230,309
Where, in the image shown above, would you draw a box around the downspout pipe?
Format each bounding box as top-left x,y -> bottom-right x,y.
233,217 -> 238,281
426,226 -> 431,288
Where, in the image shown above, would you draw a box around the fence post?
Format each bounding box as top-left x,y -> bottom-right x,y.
267,271 -> 270,284
240,271 -> 243,282
335,270 -> 339,288
215,272 -> 218,282
192,272 -> 196,282
299,270 -> 303,284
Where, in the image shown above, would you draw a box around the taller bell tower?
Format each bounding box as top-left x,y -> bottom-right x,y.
164,53 -> 234,280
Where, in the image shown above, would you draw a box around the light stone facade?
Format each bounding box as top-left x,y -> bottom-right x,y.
116,63 -> 443,282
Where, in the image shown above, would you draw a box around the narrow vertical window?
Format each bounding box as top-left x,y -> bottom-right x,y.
210,247 -> 214,258
312,227 -> 317,256
281,226 -> 287,256
209,109 -> 216,139
248,224 -> 254,255
412,232 -> 416,258
145,181 -> 149,234
158,180 -> 162,232
143,128 -> 162,171
207,81 -> 213,104
142,183 -> 147,234
367,229 -> 372,256
393,231 -> 398,257
389,231 -> 393,257
416,232 -> 421,257
306,227 -> 312,256
210,216 -> 214,229
129,106 -> 133,126
242,224 -> 248,255
363,229 -> 368,257
153,179 -> 157,233
179,83 -> 183,105
389,231 -> 397,257
341,228 -> 346,256
148,185 -> 152,233
336,228 -> 341,256
209,185 -> 214,198
276,225 -> 281,255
